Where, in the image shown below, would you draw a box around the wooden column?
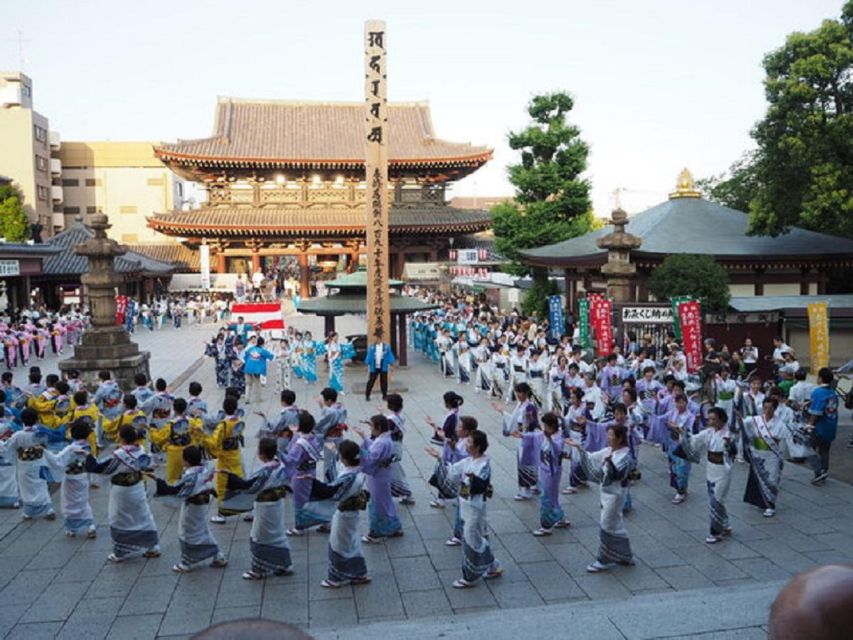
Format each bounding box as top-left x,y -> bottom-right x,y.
251,252 -> 261,273
324,315 -> 335,337
298,253 -> 310,298
398,312 -> 408,366
754,268 -> 764,296
364,20 -> 391,346
216,252 -> 226,274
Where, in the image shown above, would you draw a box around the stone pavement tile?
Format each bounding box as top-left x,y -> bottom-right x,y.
309,596 -> 358,628
707,539 -> 764,561
5,622 -> 64,639
485,578 -> 546,609
391,555 -> 442,592
804,548 -> 853,565
612,560 -> 671,594
353,571 -> 405,620
0,569 -> 58,606
19,582 -> 88,624
210,605 -> 261,625
25,541 -> 78,570
307,563 -> 355,601
487,509 -> 532,535
158,604 -> 212,637
675,628 -> 767,640
53,550 -> 111,584
634,546 -> 685,569
119,574 -> 179,615
400,588 -> 453,618
426,541 -> 466,571
735,558 -> 793,582
654,565 -> 715,590
86,561 -> 144,598
106,614 -> 164,640
261,583 -> 309,625
575,571 -> 633,600
385,531 -> 429,559
0,554 -> 32,590
63,596 -> 124,626
673,545 -> 748,582
214,572 -> 265,609
518,561 -> 586,603
499,532 -> 552,564
412,511 -> 456,540
437,570 -> 499,610
55,622 -> 110,640
548,541 -> 597,575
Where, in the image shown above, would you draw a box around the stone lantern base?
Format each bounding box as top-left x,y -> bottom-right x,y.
59,326 -> 151,391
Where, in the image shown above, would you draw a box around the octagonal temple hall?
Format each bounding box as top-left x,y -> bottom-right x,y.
149,98 -> 494,295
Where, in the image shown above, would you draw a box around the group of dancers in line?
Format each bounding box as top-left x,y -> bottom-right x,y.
0,311 -> 85,370
205,321 -> 356,396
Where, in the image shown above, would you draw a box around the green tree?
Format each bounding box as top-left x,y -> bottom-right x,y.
491,92 -> 596,268
0,184 -> 30,242
706,2 -> 853,237
646,255 -> 731,312
696,152 -> 759,213
521,278 -> 559,318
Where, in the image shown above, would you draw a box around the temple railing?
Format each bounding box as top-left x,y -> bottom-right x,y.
207,183 -> 446,208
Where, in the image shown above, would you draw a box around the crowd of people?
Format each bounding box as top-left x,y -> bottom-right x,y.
0,288 -> 845,594
0,308 -> 86,370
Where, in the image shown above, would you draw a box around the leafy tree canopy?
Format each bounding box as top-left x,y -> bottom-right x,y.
646,254 -> 731,313
491,92 -> 596,267
702,2 -> 853,238
0,183 -> 30,242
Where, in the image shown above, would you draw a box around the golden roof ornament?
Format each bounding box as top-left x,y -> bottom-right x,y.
668,168 -> 701,199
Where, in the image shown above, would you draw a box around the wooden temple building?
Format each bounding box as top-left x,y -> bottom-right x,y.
149,99 -> 493,296
520,169 -> 853,308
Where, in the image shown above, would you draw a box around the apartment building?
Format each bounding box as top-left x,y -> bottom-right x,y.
57,141 -> 186,244
0,71 -> 60,237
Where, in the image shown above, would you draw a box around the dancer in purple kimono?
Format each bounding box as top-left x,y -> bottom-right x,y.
665,394 -> 696,504
562,387 -> 591,494
355,414 -> 403,543
598,354 -> 625,404
495,382 -> 539,501
283,411 -> 329,536
516,412 -> 570,535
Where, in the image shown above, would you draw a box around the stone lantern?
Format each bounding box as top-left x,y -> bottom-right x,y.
596,208 -> 642,302
58,214 -> 151,389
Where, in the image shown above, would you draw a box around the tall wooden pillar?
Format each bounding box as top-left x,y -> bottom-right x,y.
364,20 -> 391,346
298,253 -> 310,298
251,252 -> 261,273
397,313 -> 408,366
216,252 -> 226,274
324,315 -> 335,337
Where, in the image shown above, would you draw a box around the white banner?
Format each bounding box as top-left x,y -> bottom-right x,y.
0,260 -> 20,276
621,306 -> 674,324
199,244 -> 211,290
457,249 -> 479,264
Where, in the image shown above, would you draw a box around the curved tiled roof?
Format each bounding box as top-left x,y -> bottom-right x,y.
155,99 -> 492,171
43,220 -> 175,276
128,243 -> 200,272
147,206 -> 492,237
521,197 -> 853,264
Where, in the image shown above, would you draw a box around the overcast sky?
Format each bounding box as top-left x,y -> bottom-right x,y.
1,0 -> 843,215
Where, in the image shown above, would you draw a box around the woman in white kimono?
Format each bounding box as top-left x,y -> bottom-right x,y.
527,350 -> 548,409
490,346 -> 510,400
385,394 -> 414,506
495,383 -> 539,501
740,397 -> 786,517
84,423 -> 160,562
547,355 -> 569,414
154,445 -> 227,573
44,417 -> 96,537
426,430 -> 502,589
506,345 -> 529,402
0,421 -> 19,508
306,440 -> 371,588
473,338 -> 493,394
0,408 -> 55,520
670,407 -> 736,543
455,341 -> 473,385
223,438 -> 293,580
567,423 -> 634,573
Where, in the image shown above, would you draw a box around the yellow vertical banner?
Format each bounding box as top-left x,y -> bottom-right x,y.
807,301 -> 830,371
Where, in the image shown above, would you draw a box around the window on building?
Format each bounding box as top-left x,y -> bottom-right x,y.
121,234 -> 139,243
86,206 -> 101,214
63,206 -> 80,214
119,205 -> 137,214
53,204 -> 63,213
85,178 -> 102,187
35,155 -> 48,172
33,125 -> 47,142
36,185 -> 49,200
61,178 -> 79,187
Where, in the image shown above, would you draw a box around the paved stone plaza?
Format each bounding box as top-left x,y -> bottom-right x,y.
1,315 -> 852,639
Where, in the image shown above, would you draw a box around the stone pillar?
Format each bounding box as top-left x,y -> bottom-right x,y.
597,208 -> 641,303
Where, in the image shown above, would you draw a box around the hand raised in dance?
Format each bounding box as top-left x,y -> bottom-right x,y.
424,446 -> 440,458
425,416 -> 437,428
565,438 -> 582,449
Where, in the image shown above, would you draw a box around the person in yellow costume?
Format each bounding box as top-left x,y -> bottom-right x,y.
192,395 -> 245,523
102,394 -> 147,445
30,378 -> 71,429
62,389 -> 101,453
150,398 -> 201,483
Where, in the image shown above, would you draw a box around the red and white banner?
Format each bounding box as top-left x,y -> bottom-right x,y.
231,303 -> 285,331
591,297 -> 613,356
115,295 -> 128,325
678,299 -> 703,373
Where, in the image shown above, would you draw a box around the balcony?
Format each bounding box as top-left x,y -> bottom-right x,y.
50,157 -> 62,176
51,213 -> 65,228
49,130 -> 61,150
51,186 -> 63,203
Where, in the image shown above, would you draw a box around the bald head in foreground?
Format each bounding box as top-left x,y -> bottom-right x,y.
769,564 -> 853,640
